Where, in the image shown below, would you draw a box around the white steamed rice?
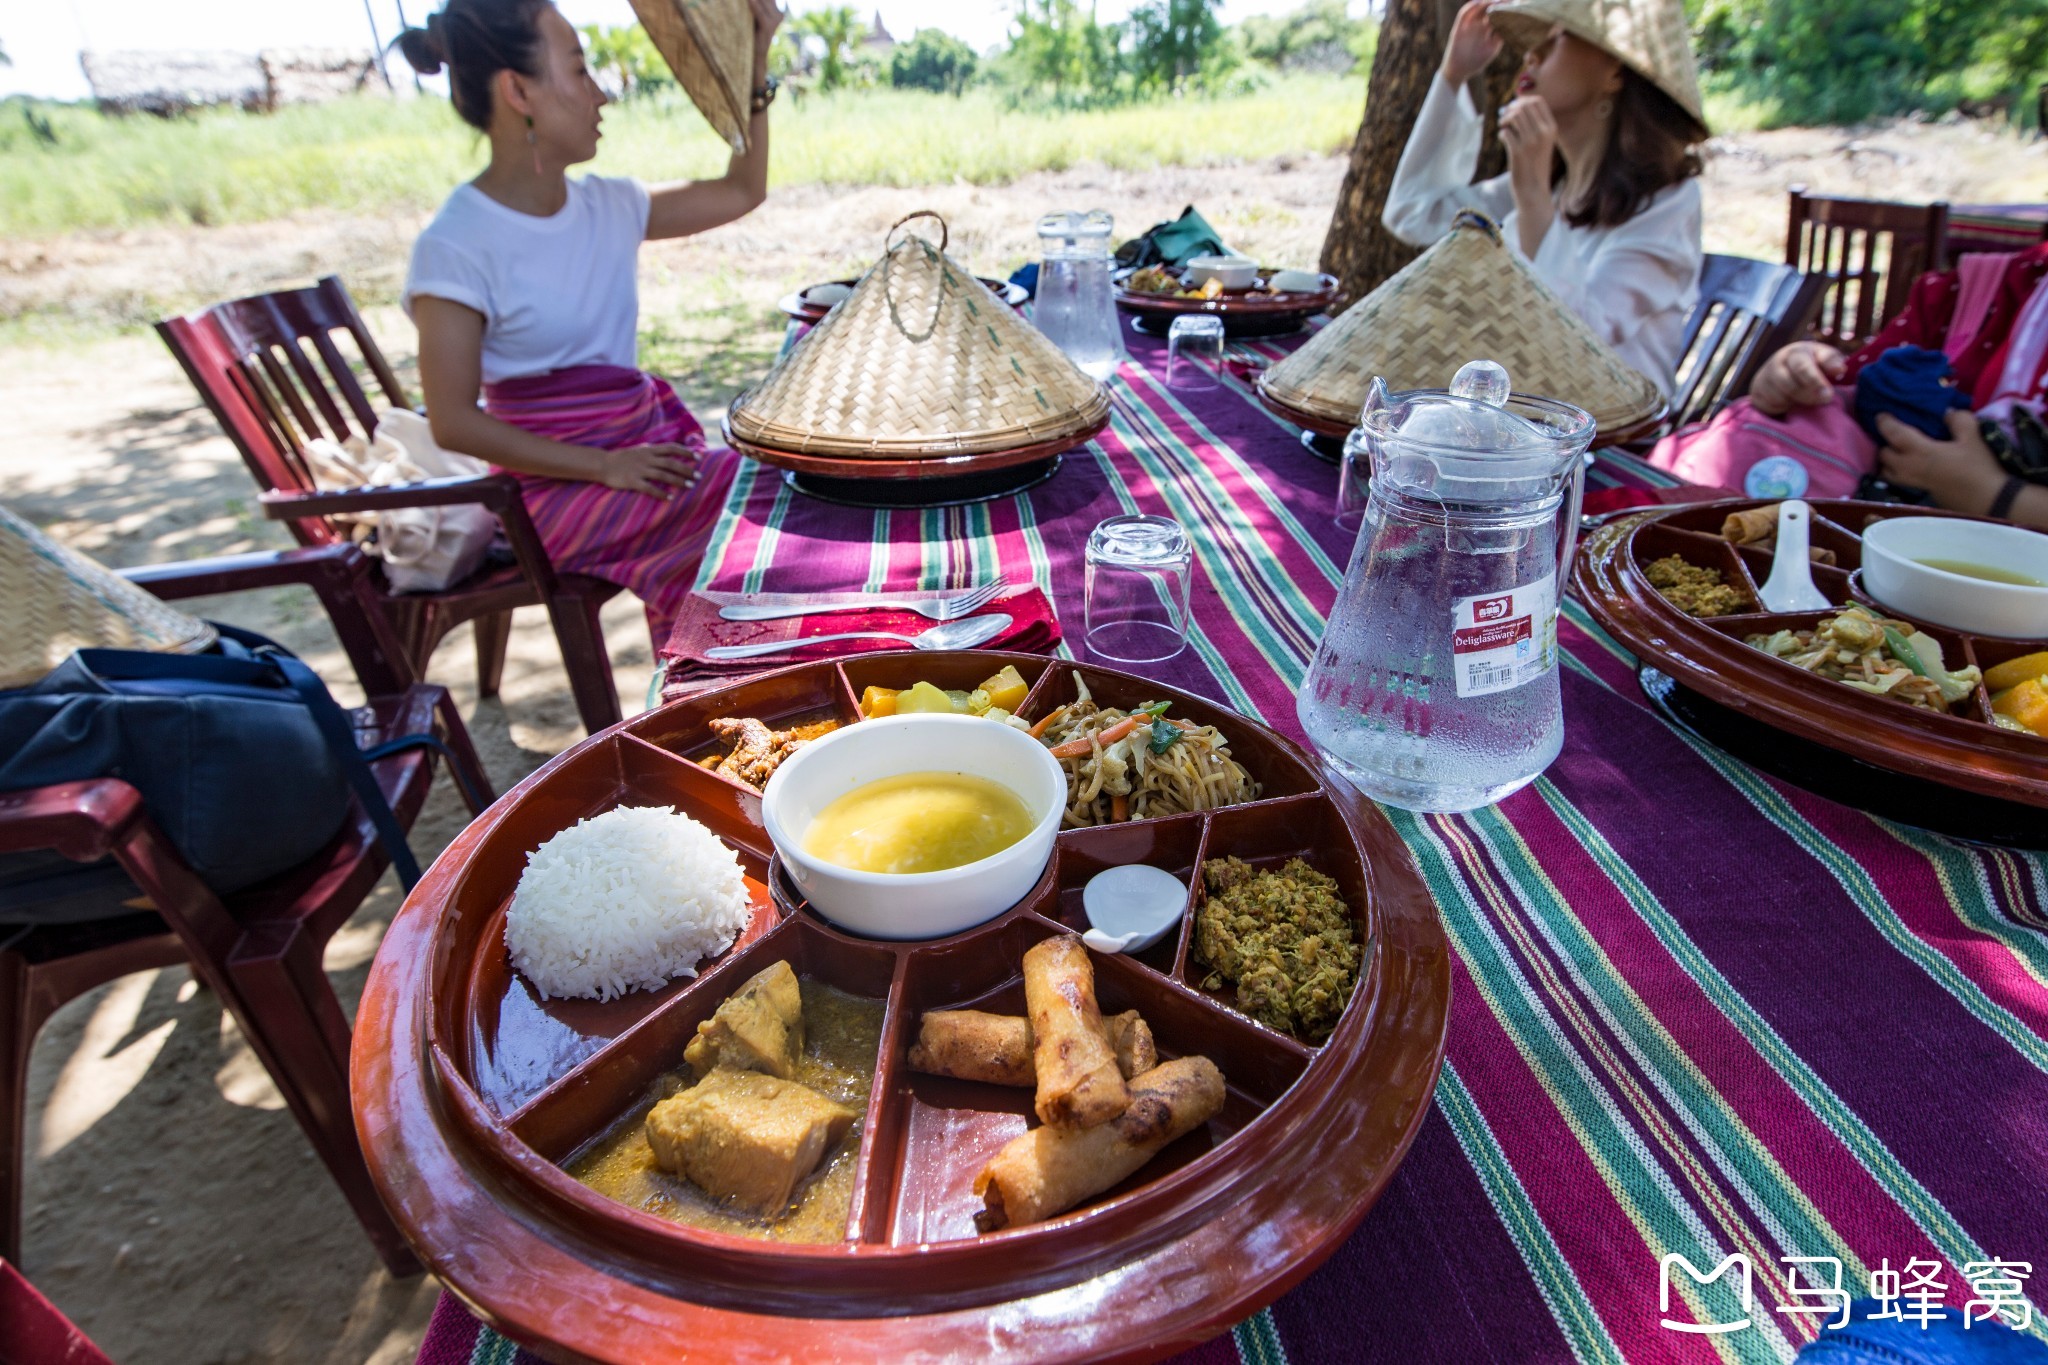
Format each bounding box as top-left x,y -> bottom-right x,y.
506,805 -> 752,1002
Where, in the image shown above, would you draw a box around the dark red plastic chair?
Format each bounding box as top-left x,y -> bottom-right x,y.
0,542 -> 493,1277
0,1259 -> 114,1365
155,276 -> 625,734
1785,188 -> 1950,352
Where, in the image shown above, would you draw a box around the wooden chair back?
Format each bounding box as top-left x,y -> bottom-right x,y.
1785,188 -> 1950,351
155,276 -> 410,546
1665,254 -> 1828,432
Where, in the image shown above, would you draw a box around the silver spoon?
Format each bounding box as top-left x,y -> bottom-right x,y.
1757,499 -> 1832,612
702,612 -> 1013,662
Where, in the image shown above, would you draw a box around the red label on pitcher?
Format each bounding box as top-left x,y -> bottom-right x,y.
1452,577 -> 1556,698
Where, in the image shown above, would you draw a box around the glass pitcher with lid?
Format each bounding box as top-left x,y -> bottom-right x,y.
1298,361 -> 1595,813
1035,209 -> 1120,381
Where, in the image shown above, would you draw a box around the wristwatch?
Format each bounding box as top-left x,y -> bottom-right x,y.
750,76 -> 779,114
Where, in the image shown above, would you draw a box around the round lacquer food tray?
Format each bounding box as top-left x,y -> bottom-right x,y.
1574,498 -> 2048,809
352,651 -> 1451,1364
778,275 -> 1028,325
1114,269 -> 1339,338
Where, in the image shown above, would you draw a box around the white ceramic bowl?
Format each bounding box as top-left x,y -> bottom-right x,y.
1184,254 -> 1258,291
760,714 -> 1066,940
1266,268 -> 1325,293
1860,515 -> 2048,638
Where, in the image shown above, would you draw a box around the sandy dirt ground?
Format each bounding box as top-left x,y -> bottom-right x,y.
0,118 -> 2041,1364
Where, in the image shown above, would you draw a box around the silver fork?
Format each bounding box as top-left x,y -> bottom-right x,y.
716,577 -> 1008,623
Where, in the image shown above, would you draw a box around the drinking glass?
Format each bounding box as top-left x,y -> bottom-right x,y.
1335,425 -> 1371,532
1166,315 -> 1224,392
1085,514 -> 1193,663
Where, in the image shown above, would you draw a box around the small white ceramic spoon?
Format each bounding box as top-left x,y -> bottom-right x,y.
1079,864 -> 1187,955
1758,499 -> 1832,612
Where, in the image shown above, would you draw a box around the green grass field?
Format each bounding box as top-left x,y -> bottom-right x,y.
0,77 -> 1367,237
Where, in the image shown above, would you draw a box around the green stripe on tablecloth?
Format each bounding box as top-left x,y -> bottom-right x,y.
1232,1307 -> 1290,1365
469,1326 -> 520,1365
1009,483 -> 1076,660
1876,826 -> 2048,989
741,477 -> 796,595
1528,775 -> 2015,1296
1393,807 -> 1777,1360
864,508 -> 891,591
1436,1061 -> 1627,1365
691,456 -> 763,591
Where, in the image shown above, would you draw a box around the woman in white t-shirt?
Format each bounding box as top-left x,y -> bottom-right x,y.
1383,0 -> 1708,397
398,0 -> 781,648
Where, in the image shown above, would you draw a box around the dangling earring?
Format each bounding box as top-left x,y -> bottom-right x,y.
525,114 -> 542,176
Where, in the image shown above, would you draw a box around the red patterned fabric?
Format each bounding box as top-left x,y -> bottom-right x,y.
482,364 -> 738,645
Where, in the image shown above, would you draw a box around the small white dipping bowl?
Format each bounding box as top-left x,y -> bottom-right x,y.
760,714 -> 1065,940
803,282 -> 853,308
1266,268 -> 1325,293
1184,254 -> 1259,291
1861,515 -> 2048,638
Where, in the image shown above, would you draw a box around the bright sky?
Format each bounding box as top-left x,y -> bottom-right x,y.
0,0 -> 1334,101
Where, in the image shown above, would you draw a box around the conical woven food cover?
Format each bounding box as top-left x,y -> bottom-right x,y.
0,502 -> 216,689
1490,0 -> 1705,129
729,216 -> 1111,458
1259,213 -> 1663,432
631,0 -> 754,152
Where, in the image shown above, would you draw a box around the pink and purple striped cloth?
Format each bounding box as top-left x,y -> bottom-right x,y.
421,323 -> 2048,1364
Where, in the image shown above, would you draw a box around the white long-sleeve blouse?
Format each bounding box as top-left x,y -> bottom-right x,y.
1383,72 -> 1702,398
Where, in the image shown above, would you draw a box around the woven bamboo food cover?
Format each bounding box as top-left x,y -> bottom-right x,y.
1258,213 -> 1663,432
0,503 -> 216,689
1489,0 -> 1706,129
729,215 -> 1111,459
630,0 -> 755,152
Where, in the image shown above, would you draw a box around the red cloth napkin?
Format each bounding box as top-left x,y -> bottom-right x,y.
659,586 -> 1061,700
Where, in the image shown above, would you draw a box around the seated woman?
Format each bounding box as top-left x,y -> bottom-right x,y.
1729,243 -> 2048,530
1383,0 -> 1708,397
398,0 -> 782,648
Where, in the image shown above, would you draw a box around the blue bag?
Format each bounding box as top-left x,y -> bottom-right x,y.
0,625 -> 437,916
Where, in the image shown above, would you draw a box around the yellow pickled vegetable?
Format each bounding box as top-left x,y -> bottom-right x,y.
859,685 -> 899,718
894,681 -> 960,714
977,665 -> 1030,714
1992,678 -> 2048,737
1983,651 -> 2048,694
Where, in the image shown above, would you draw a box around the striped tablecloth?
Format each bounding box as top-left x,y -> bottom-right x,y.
420,320 -> 2048,1365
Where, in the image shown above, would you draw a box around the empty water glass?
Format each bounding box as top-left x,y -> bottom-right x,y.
1166,315 -> 1225,392
1085,514 -> 1193,663
1335,424 -> 1371,532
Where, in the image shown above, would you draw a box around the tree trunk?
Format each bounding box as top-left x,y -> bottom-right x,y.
1319,0 -> 1508,308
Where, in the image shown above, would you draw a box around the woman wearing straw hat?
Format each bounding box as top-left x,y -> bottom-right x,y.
1384,0 -> 1709,399
396,0 -> 782,650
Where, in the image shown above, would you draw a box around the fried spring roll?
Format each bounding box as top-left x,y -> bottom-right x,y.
973,1056 -> 1226,1231
1022,935 -> 1128,1128
1722,506 -> 1779,545
908,1009 -> 1157,1087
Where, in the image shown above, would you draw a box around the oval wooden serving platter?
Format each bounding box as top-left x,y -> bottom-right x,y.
353,651 -> 1451,1364
1573,498 -> 2048,808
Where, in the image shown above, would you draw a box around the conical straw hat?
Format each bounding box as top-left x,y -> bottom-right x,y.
0,502 -> 216,689
729,213 -> 1112,459
630,0 -> 754,153
1259,212 -> 1663,433
1489,0 -> 1706,130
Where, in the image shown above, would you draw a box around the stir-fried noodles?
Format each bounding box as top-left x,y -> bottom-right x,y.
1035,677 -> 1260,827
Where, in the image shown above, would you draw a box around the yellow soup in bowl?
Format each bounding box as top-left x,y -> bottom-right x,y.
802,772 -> 1034,875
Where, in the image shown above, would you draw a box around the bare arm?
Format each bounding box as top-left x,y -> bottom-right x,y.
412,294 -> 697,497
644,0 -> 784,242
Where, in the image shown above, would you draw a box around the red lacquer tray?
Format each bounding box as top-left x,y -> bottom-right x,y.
352,651 -> 1451,1363
778,275 -> 1028,325
1115,269 -> 1339,338
1574,498 -> 2048,808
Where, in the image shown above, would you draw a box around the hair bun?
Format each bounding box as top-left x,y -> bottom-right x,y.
396,15 -> 448,76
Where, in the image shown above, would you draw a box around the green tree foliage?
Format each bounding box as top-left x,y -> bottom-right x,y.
1124,0 -> 1229,93
1002,0 -> 1122,105
1692,0 -> 2048,125
579,25 -> 671,97
1240,0 -> 1375,73
890,29 -> 979,94
799,6 -> 867,91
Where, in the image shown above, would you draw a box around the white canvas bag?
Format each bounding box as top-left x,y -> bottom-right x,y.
302,410 -> 498,594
